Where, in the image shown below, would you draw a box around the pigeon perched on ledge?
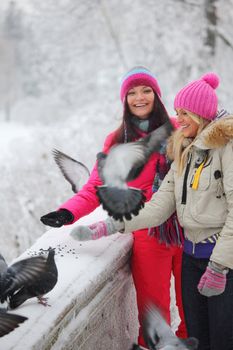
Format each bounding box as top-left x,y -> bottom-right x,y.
0,252 -> 52,304
96,120 -> 174,221
8,248 -> 58,309
0,309 -> 28,337
52,149 -> 90,193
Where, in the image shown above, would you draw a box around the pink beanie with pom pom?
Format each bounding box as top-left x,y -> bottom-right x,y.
174,72 -> 220,120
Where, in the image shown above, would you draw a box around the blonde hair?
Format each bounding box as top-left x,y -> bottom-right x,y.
172,111 -> 210,174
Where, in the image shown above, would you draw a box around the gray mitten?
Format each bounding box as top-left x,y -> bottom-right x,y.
70,217 -> 124,241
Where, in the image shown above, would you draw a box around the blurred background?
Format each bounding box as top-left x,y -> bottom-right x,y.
1,0 -> 233,261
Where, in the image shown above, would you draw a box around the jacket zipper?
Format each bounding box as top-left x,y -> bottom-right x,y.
181,153 -> 192,205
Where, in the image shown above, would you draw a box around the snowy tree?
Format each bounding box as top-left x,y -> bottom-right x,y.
0,1 -> 23,121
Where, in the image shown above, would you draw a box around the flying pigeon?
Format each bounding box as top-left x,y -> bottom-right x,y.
8,248 -> 58,309
140,304 -> 198,350
0,309 -> 28,337
96,120 -> 174,221
52,149 -> 90,193
0,252 -> 53,305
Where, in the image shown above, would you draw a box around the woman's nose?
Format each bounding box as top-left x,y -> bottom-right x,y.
176,114 -> 182,122
135,92 -> 144,100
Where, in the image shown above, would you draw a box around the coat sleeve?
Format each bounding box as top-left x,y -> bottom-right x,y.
210,142 -> 233,269
123,166 -> 176,233
59,132 -> 115,222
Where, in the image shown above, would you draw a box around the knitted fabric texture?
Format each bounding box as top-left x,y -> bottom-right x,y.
120,66 -> 161,102
198,265 -> 227,297
174,72 -> 220,120
70,217 -> 121,241
148,141 -> 184,246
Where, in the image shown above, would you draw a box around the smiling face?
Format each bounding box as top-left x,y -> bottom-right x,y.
176,109 -> 200,138
126,85 -> 155,119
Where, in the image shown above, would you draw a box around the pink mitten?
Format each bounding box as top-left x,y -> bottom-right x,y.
198,262 -> 228,297
70,218 -> 124,241
88,221 -> 109,240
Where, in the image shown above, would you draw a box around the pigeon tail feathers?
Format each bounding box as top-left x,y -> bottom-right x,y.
96,185 -> 145,221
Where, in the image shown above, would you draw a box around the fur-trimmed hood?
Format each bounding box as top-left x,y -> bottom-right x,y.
167,114 -> 233,159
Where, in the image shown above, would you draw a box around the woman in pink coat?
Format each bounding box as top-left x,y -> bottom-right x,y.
41,67 -> 187,347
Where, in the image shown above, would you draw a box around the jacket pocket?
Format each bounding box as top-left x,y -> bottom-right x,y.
191,195 -> 227,226
190,183 -> 227,227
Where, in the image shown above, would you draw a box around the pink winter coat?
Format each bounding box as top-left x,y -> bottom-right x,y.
60,118 -> 178,222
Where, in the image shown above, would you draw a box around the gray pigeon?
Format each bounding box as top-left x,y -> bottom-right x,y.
8,248 -> 58,309
53,149 -> 90,193
0,309 -> 28,337
0,252 -> 52,305
141,304 -> 198,350
96,120 -> 174,221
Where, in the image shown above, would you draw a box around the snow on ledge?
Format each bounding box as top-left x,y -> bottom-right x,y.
2,207 -> 138,349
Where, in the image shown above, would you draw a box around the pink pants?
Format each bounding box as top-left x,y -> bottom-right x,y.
131,228 -> 187,348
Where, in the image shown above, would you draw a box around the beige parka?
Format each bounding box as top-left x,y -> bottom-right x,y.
123,115 -> 233,269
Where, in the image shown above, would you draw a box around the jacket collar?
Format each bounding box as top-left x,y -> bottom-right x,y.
194,115 -> 233,149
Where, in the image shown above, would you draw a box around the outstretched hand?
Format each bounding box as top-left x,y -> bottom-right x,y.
40,209 -> 74,227
70,218 -> 124,241
70,221 -> 112,241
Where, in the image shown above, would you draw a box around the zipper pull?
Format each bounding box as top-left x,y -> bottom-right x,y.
192,242 -> 196,255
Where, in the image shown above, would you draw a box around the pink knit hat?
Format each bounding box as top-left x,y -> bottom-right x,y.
174,72 -> 220,120
120,66 -> 161,103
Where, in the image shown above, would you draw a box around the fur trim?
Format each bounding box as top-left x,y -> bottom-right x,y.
203,115 -> 233,148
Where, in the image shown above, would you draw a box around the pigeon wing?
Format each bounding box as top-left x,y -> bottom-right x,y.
53,149 -> 90,193
143,304 -> 176,348
142,119 -> 174,157
96,152 -> 107,182
143,305 -> 198,349
0,254 -> 7,272
3,256 -> 48,298
98,120 -> 173,187
0,254 -> 8,301
101,142 -> 147,186
0,311 -> 28,337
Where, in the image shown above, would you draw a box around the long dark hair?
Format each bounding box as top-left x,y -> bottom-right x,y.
112,92 -> 170,145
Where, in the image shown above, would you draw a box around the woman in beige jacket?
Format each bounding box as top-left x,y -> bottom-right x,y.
73,72 -> 233,350
121,73 -> 233,350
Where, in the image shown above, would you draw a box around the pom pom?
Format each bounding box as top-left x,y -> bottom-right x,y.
201,72 -> 219,89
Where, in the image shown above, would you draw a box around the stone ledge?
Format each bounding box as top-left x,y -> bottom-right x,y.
1,207 -> 138,350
